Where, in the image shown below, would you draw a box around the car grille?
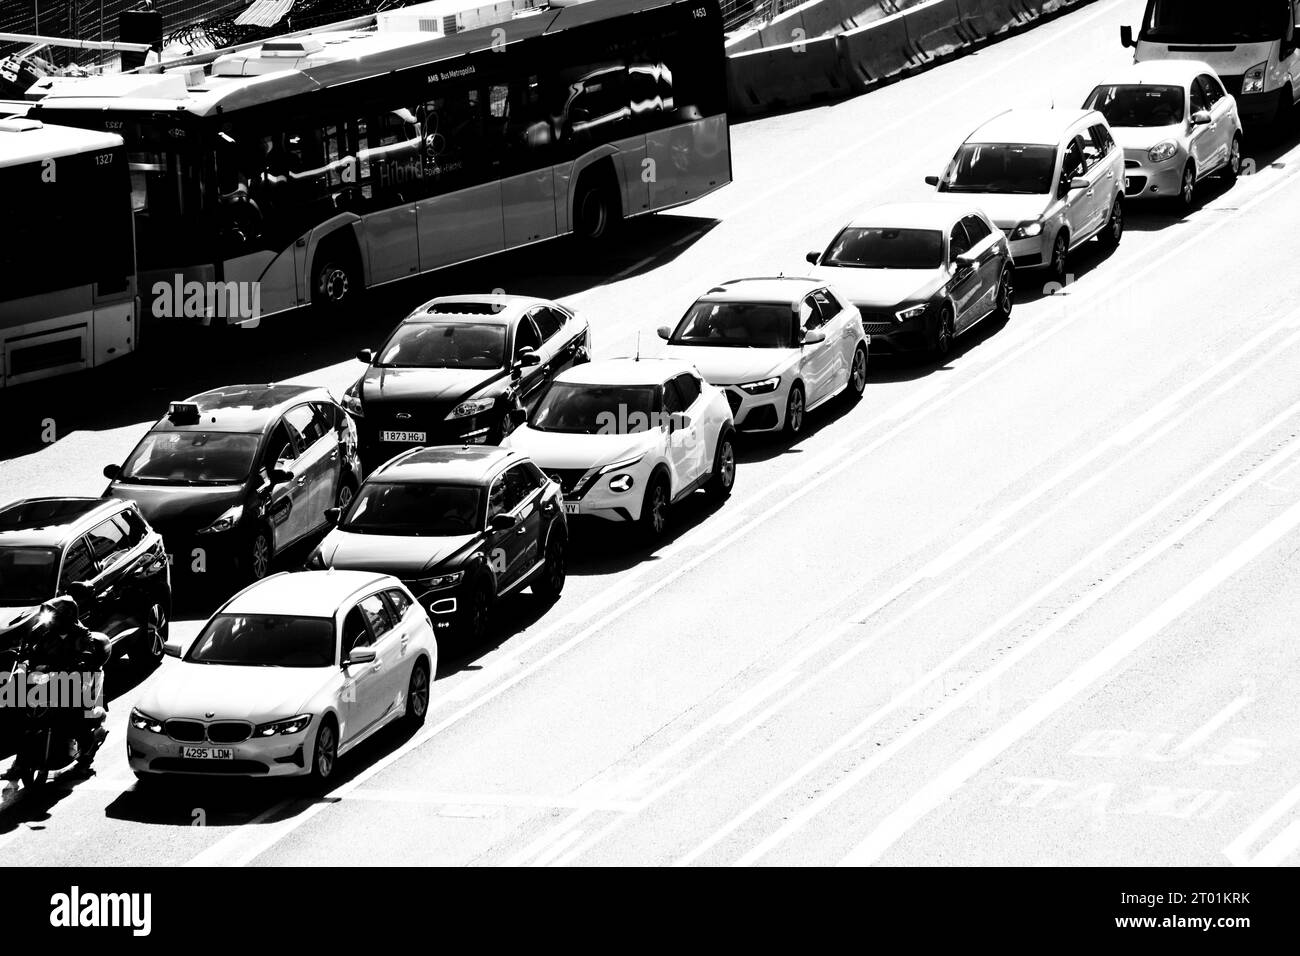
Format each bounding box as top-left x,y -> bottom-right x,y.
1124,175 -> 1148,196
545,468 -> 596,499
861,322 -> 895,335
207,721 -> 253,744
165,719 -> 205,743
725,391 -> 743,415
1125,159 -> 1141,169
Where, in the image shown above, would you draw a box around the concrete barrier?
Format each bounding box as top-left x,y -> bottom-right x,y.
839,10 -> 914,91
953,0 -> 1034,42
901,0 -> 971,64
727,34 -> 852,115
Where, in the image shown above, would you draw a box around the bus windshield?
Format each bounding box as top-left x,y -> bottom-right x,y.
1142,0 -> 1284,43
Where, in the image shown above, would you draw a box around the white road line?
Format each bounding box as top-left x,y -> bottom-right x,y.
340,788 -> 636,812
840,490 -> 1300,866
1174,694 -> 1254,755
680,398 -> 1300,866
1224,779 -> 1300,866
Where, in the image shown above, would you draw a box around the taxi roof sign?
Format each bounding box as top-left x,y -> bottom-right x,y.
167,401 -> 201,424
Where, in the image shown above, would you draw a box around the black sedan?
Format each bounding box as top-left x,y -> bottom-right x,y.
342,294 -> 591,473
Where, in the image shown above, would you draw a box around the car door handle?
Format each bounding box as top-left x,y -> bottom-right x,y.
371,662 -> 382,673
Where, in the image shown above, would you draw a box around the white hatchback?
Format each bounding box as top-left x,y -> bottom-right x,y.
127,570 -> 437,784
658,277 -> 869,435
503,358 -> 736,539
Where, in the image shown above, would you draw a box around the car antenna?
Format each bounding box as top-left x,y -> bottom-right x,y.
635,331 -> 641,361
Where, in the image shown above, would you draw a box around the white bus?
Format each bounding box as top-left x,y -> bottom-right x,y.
28,0 -> 733,325
1122,0 -> 1300,127
0,117 -> 138,387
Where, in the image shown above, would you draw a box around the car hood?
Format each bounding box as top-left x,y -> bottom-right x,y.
938,192 -> 1052,230
138,662 -> 336,723
660,345 -> 796,384
313,529 -> 478,575
504,426 -> 659,470
806,266 -> 945,309
1112,124 -> 1183,152
0,605 -> 38,640
105,483 -> 247,531
359,365 -> 507,406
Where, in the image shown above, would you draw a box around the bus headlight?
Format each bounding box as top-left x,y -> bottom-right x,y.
1242,62 -> 1267,94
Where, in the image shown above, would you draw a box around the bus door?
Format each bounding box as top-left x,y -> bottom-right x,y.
497,79 -> 558,247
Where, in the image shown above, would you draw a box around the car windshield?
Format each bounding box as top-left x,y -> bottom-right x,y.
185,614 -> 336,667
1142,0 -> 1282,42
531,383 -> 661,434
377,322 -> 506,370
119,431 -> 259,485
1085,84 -> 1185,127
821,227 -> 944,269
0,546 -> 58,606
941,143 -> 1057,195
670,302 -> 793,348
341,482 -> 482,536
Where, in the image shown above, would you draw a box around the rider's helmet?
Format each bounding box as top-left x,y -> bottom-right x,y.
42,594 -> 81,634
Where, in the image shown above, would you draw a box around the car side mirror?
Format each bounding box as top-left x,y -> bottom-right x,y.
1068,176 -> 1090,190
1190,109 -> 1212,126
268,467 -> 294,484
163,641 -> 182,659
507,406 -> 528,426
324,507 -> 342,525
489,513 -> 517,532
656,325 -> 672,340
346,646 -> 376,666
805,251 -> 820,265
102,463 -> 121,480
924,175 -> 940,187
954,252 -> 977,271
801,329 -> 827,345
1120,24 -> 1134,47
356,348 -> 374,363
514,347 -> 541,368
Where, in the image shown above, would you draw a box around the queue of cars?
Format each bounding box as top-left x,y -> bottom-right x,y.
0,35 -> 1257,784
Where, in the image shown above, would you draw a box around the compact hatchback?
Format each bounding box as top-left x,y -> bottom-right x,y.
102,384 -> 362,584
928,108 -> 1126,283
308,446 -> 567,645
805,202 -> 1013,358
1083,60 -> 1243,209
503,358 -> 736,539
0,497 -> 171,671
658,277 -> 869,432
128,570 -> 436,783
343,294 -> 591,470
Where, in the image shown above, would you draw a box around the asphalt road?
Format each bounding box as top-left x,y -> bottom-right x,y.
4,0 -> 1300,866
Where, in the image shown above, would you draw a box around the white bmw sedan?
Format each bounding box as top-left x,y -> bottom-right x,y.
658,277 -> 869,436
127,570 -> 437,784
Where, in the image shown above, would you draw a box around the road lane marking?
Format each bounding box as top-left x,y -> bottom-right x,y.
1174,695 -> 1254,755
340,788 -> 636,812
681,400 -> 1300,865
839,489 -> 1300,865
1224,779 -> 1300,866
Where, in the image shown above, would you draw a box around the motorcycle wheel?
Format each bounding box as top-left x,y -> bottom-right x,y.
19,732 -> 52,788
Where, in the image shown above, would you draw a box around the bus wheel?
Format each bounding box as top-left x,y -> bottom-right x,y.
573,170 -> 620,241
311,244 -> 362,317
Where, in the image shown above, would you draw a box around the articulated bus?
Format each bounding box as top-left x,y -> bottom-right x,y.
27,0 -> 732,326
0,117 -> 138,387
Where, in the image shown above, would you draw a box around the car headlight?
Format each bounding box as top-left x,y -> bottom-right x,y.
737,377 -> 781,395
341,380 -> 364,417
1148,141 -> 1178,163
254,714 -> 313,737
1010,221 -> 1043,240
1242,62 -> 1267,94
895,303 -> 929,323
196,504 -> 243,535
608,473 -> 634,493
447,397 -> 495,420
130,708 -> 164,734
598,454 -> 645,475
414,570 -> 464,591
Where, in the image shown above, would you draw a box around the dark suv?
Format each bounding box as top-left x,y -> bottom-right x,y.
102,384 -> 362,585
0,497 -> 171,672
306,445 -> 567,644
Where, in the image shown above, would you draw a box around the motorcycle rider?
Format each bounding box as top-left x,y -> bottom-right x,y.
3,593 -> 110,779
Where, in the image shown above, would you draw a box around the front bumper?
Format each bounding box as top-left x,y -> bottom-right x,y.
357,413 -> 498,470
1121,148 -> 1185,200
722,383 -> 786,432
127,721 -> 317,778
854,309 -> 932,354
545,461 -> 656,523
1230,82 -> 1286,124
1006,233 -> 1049,269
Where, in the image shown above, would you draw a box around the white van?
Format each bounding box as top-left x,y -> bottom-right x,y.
1121,0 -> 1300,127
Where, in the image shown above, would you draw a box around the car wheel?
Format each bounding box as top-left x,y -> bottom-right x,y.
244,528 -> 272,583
1223,134 -> 1242,182
931,306 -> 955,359
134,601 -> 168,672
462,576 -> 492,645
532,528 -> 566,603
403,659 -> 430,728
639,471 -> 670,539
309,717 -> 338,784
335,479 -> 356,512
1098,196 -> 1123,251
846,345 -> 868,401
1047,231 -> 1069,287
706,430 -> 737,500
1174,162 -> 1197,212
994,265 -> 1015,321
783,382 -> 806,436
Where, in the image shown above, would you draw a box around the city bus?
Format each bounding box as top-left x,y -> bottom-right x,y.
1122,0 -> 1300,127
27,0 -> 732,326
0,117 -> 138,387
